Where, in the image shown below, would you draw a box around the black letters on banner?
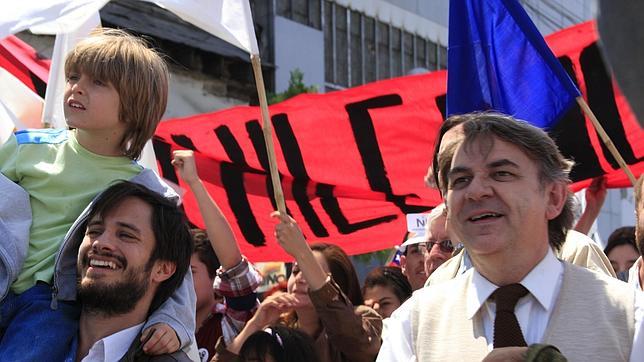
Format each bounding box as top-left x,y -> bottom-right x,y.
435,94 -> 447,120
170,134 -> 198,151
152,137 -> 179,185
579,43 -> 642,169
159,94 -> 462,245
270,114 -> 329,237
548,56 -> 605,182
245,120 -> 291,214
270,113 -> 399,235
215,125 -> 267,246
345,94 -> 429,215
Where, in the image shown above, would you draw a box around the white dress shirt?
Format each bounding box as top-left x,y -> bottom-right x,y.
467,248 -> 562,349
378,249 -> 644,362
628,257 -> 642,291
81,323 -> 144,362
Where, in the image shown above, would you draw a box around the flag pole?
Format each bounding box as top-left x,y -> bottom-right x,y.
576,96 -> 636,186
250,54 -> 287,214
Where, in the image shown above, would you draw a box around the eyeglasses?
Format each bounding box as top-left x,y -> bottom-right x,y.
419,240 -> 455,254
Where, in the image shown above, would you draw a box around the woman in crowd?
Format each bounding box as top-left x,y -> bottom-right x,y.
214,213 -> 382,362
362,266 -> 412,318
604,226 -> 639,275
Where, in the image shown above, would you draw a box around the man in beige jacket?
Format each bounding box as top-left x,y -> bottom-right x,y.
378,113 -> 641,362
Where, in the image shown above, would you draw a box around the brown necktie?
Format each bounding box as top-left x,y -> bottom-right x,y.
492,283 -> 529,348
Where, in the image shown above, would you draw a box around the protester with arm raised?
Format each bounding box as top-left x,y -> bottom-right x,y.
172,150 -> 241,269
172,150 -> 262,359
215,212 -> 382,362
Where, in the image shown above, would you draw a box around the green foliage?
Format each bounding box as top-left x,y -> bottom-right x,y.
268,68 -> 317,104
352,248 -> 395,265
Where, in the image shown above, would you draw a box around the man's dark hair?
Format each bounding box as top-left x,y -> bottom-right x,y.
192,229 -> 220,279
437,112 -> 575,250
84,180 -> 194,311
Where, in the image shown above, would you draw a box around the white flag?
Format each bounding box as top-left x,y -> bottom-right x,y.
1,0 -> 259,55
151,0 -> 259,55
0,0 -> 109,37
0,68 -> 44,143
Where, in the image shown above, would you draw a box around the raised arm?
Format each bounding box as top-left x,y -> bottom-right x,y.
272,211 -> 383,361
574,177 -> 607,235
271,211 -> 327,291
172,150 -> 241,269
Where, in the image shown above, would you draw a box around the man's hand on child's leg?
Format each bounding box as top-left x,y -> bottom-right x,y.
141,323 -> 180,355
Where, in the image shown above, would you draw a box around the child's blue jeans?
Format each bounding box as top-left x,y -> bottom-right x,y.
0,282 -> 80,361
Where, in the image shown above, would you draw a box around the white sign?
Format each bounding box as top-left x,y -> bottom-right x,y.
406,213 -> 427,235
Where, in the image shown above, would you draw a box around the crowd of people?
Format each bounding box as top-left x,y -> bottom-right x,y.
0,28 -> 643,362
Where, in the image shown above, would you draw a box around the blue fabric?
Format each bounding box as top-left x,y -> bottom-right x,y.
64,334 -> 78,362
15,128 -> 68,145
0,283 -> 80,361
447,0 -> 581,128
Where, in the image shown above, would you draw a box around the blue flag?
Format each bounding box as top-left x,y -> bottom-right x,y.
447,0 -> 581,128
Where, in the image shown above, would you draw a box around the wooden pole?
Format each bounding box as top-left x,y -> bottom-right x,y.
251,54 -> 287,214
576,96 -> 636,186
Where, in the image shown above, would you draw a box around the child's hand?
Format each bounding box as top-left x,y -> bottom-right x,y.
249,292 -> 303,330
271,211 -> 308,258
172,150 -> 200,185
141,323 -> 180,355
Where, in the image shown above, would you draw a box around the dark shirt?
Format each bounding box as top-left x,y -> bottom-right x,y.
196,312 -> 223,361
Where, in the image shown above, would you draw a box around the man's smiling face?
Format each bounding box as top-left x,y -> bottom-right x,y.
445,136 -> 555,260
77,196 -> 157,315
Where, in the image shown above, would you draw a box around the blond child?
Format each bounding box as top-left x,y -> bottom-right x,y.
0,29 -> 195,360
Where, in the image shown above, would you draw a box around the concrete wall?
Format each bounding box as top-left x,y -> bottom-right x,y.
521,0 -> 596,35
387,0 -> 449,27
165,71 -> 245,119
273,16 -> 325,93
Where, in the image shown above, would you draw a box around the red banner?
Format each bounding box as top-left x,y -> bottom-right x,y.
155,70 -> 445,261
0,35 -> 49,97
155,21 -> 643,261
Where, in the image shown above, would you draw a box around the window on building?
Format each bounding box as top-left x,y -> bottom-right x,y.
322,0 -> 445,89
377,21 -> 390,80
324,0 -> 334,83
335,4 -> 349,87
428,40 -> 438,70
403,31 -> 414,73
277,0 -> 321,30
350,11 -> 362,86
416,37 -> 427,70
391,27 -> 402,78
364,16 -> 376,84
438,44 -> 447,69
309,0 -> 321,29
